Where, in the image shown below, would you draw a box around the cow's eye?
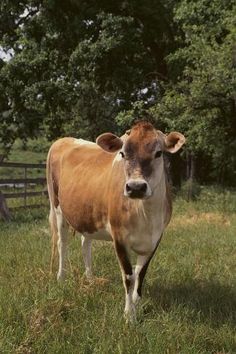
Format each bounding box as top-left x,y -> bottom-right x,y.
155,150 -> 162,158
120,151 -> 125,158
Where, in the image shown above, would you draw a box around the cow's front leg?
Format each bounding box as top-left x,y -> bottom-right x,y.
132,244 -> 159,304
114,240 -> 136,322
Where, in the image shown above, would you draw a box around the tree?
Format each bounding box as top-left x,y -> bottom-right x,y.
149,0 -> 236,187
0,0 -> 177,150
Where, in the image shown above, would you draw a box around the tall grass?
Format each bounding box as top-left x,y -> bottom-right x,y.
0,189 -> 236,353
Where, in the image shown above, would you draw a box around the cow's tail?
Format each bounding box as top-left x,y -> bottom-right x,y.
46,146 -> 58,274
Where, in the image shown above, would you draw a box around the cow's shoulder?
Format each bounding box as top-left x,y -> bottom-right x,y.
62,138 -> 116,172
51,137 -> 96,156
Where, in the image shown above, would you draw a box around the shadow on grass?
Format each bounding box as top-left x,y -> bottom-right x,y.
149,280 -> 236,327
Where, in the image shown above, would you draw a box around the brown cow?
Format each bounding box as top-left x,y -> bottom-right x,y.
47,121 -> 185,321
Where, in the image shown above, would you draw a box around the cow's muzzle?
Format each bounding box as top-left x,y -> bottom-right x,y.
124,179 -> 150,199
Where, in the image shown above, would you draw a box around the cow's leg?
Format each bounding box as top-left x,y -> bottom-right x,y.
132,245 -> 158,304
49,207 -> 58,274
114,240 -> 136,322
55,205 -> 69,281
81,236 -> 93,279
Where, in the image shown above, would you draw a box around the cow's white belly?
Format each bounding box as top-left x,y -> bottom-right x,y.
80,228 -> 113,241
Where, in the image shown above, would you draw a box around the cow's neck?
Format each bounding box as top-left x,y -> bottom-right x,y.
144,172 -> 167,212
142,176 -> 168,248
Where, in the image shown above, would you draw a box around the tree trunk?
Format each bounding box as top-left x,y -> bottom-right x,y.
186,151 -> 191,180
187,152 -> 196,201
169,153 -> 182,191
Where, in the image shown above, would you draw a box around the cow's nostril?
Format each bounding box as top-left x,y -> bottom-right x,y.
126,183 -> 132,192
139,183 -> 147,192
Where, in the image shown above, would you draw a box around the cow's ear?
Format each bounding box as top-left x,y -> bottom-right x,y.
164,132 -> 186,153
96,133 -> 123,153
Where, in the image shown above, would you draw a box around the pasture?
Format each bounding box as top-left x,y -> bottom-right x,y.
0,188 -> 236,354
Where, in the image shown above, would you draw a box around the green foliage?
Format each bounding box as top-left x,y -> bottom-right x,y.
116,101 -> 150,129
0,0 -> 174,144
149,1 -> 236,184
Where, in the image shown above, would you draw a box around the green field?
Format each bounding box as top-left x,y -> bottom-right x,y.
0,189 -> 236,354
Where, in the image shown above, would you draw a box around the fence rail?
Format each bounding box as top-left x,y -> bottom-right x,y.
0,161 -> 48,220
0,162 -> 46,168
3,191 -> 48,199
0,177 -> 46,185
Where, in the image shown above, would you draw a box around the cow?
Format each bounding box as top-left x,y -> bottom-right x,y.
46,121 -> 185,322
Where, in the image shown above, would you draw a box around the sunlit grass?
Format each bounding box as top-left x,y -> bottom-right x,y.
0,189 -> 236,353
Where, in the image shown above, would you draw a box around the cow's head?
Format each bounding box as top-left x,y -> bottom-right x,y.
96,121 -> 185,199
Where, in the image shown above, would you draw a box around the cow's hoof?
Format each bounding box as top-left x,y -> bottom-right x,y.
132,292 -> 141,305
84,270 -> 93,281
124,305 -> 137,324
57,272 -> 65,281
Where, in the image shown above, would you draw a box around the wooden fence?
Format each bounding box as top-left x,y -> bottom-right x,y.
0,161 -> 48,220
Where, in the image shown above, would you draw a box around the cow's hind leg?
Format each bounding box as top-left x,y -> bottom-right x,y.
81,236 -> 93,279
114,240 -> 136,322
55,205 -> 69,281
49,207 -> 58,274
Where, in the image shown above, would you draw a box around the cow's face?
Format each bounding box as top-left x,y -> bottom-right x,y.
96,121 -> 185,199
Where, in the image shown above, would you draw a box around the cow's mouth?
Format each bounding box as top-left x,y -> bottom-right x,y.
126,190 -> 148,199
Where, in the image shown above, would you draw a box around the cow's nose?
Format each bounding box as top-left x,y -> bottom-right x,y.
125,180 -> 147,196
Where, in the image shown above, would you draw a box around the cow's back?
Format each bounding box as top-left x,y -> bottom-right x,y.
47,137 -> 118,233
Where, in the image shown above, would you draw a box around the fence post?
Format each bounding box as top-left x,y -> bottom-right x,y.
0,191 -> 11,221
24,166 -> 27,207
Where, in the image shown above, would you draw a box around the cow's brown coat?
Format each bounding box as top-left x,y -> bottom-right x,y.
47,121 -> 185,321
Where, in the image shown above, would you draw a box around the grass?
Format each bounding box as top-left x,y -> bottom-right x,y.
6,138 -> 49,164
3,193 -> 48,210
0,189 -> 236,353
